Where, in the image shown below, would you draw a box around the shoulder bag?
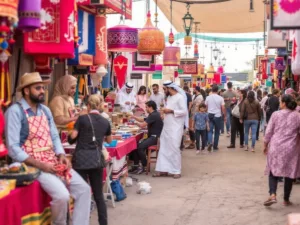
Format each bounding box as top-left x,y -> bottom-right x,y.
231,102 -> 240,118
72,114 -> 106,170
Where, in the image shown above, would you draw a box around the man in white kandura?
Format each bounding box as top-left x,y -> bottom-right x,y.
116,82 -> 136,112
153,81 -> 188,179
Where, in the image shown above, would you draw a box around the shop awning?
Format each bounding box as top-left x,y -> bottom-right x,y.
157,0 -> 265,33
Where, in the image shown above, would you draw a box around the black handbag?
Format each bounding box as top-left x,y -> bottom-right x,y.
72,114 -> 106,170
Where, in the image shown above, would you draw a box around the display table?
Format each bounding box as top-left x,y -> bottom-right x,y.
0,181 -> 51,225
63,133 -> 144,180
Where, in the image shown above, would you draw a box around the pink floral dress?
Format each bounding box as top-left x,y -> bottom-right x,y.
264,109 -> 300,178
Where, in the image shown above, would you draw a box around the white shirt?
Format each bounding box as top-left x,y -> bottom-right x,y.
116,91 -> 136,112
205,93 -> 225,117
149,92 -> 165,108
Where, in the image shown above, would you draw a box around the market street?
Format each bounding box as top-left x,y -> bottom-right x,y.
91,135 -> 300,225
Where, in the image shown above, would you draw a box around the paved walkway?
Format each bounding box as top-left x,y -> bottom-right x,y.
91,134 -> 300,225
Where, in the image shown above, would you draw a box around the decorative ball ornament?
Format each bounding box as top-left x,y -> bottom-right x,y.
163,46 -> 180,66
0,41 -> 8,50
137,11 -> 165,55
107,25 -> 138,52
168,32 -> 174,45
184,36 -> 192,45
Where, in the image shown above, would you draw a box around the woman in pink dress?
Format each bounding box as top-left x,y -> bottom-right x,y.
263,95 -> 300,207
136,86 -> 148,112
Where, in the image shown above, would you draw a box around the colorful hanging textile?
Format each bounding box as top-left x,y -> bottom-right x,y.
95,11 -> 107,65
0,61 -> 11,106
271,0 -> 300,29
292,30 -> 300,75
179,59 -> 198,75
132,52 -> 156,73
23,0 -> 76,59
68,8 -> 95,65
114,55 -> 128,89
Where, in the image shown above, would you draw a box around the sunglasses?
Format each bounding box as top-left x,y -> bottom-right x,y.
34,86 -> 45,91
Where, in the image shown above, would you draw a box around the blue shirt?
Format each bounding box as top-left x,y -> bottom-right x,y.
194,112 -> 208,130
5,98 -> 65,162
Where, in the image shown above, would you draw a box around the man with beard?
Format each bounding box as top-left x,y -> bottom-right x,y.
5,73 -> 91,225
153,81 -> 188,179
116,82 -> 136,112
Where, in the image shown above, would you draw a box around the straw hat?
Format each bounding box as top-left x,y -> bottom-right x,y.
17,72 -> 51,92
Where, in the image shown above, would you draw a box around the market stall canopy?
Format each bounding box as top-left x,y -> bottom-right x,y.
157,0 -> 265,33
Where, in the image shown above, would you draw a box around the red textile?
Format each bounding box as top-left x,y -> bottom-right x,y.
113,55 -> 128,88
23,0 -> 75,59
106,137 -> 137,160
0,181 -> 51,225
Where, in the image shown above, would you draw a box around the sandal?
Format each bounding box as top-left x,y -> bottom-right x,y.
173,174 -> 181,179
283,201 -> 293,206
263,195 -> 277,206
152,172 -> 168,177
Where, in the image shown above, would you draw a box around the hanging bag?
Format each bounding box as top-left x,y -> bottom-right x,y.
231,103 -> 240,118
72,114 -> 106,170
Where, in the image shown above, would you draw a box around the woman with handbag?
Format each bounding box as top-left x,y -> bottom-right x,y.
240,91 -> 261,152
69,94 -> 112,225
227,89 -> 247,149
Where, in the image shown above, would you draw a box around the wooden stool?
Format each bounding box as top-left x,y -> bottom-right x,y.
146,138 -> 160,175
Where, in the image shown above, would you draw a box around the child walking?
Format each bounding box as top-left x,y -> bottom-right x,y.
192,103 -> 209,154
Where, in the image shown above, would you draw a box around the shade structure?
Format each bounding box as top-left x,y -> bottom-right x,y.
107,25 -> 138,52
137,11 -> 165,55
163,46 -> 180,66
18,0 -> 41,31
157,0 -> 265,33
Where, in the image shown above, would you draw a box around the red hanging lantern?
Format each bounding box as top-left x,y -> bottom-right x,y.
163,46 -> 180,66
184,36 -> 192,45
34,55 -> 52,74
95,9 -> 107,65
168,32 -> 174,45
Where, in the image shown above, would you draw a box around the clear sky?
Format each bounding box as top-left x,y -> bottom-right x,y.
107,0 -> 270,73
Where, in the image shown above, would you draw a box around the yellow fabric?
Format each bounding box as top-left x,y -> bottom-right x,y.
21,207 -> 51,225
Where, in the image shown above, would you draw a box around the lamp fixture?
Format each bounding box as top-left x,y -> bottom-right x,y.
213,47 -> 219,61
182,4 -> 194,36
222,57 -> 227,67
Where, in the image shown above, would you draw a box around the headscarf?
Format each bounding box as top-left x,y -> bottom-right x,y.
285,88 -> 294,96
163,80 -> 189,128
52,75 -> 77,99
115,82 -> 136,105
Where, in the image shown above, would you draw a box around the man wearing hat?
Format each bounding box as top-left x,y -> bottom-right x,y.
116,82 -> 136,112
5,73 -> 91,225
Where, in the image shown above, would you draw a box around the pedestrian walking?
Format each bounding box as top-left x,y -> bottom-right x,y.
192,103 -> 209,154
205,85 -> 226,152
240,91 -> 261,152
227,89 -> 246,149
223,82 -> 237,136
263,95 -> 300,207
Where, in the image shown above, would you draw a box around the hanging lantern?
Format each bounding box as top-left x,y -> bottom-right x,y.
194,43 -> 199,59
0,0 -> 19,22
217,65 -> 224,74
95,9 -> 107,65
168,32 -> 174,45
163,46 -> 180,66
213,73 -> 221,84
184,36 -> 192,45
198,64 -> 205,78
182,4 -> 194,37
90,66 -> 107,88
275,57 -> 285,71
18,0 -> 42,31
137,11 -> 165,55
207,64 -> 215,79
34,55 -> 52,74
107,25 -> 138,52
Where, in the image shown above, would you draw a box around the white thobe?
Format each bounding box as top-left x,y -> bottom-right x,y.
117,92 -> 136,112
155,93 -> 187,175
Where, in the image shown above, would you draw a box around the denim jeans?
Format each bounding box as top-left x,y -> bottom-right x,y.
195,130 -> 207,150
244,120 -> 258,148
208,116 -> 222,149
220,115 -> 225,133
226,107 -> 232,133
